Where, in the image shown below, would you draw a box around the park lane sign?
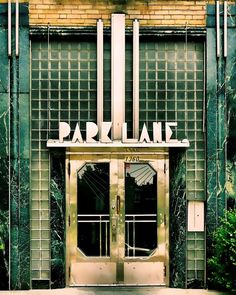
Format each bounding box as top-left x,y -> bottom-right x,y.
46,121 -> 189,148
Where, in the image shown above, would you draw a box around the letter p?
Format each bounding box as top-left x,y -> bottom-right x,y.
59,122 -> 71,143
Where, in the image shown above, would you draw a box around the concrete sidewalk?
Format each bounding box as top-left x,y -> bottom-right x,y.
0,287 -> 232,295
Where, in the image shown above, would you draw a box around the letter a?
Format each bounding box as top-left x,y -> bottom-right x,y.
139,123 -> 151,143
72,123 -> 83,143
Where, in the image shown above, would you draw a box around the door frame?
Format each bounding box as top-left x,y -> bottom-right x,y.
65,147 -> 169,286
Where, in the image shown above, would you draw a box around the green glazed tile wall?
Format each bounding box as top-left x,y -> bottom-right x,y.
187,232 -> 205,285
30,40 -> 97,281
139,41 -> 205,202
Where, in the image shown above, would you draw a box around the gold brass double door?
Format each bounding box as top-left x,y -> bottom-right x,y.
66,149 -> 169,286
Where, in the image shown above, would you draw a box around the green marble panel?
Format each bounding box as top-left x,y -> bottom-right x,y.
9,26 -> 20,287
18,159 -> 30,289
50,153 -> 66,288
19,94 -> 30,158
0,20 -> 9,158
17,17 -> 30,288
206,6 -> 233,224
206,28 -> 218,233
226,28 -> 236,209
9,3 -> 30,289
169,150 -> 186,288
18,93 -> 30,287
207,4 -> 236,28
10,155 -> 20,289
216,36 -> 227,218
0,158 -> 9,290
206,27 -> 219,289
0,5 -> 8,96
206,5 -> 235,288
0,4 -> 9,290
19,27 -> 30,94
0,94 -> 9,158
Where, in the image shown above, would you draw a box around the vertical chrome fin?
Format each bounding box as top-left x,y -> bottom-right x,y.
216,0 -> 220,58
15,0 -> 19,57
8,0 -> 11,57
97,19 -> 104,130
111,14 -> 125,140
224,1 -> 227,58
133,19 -> 139,139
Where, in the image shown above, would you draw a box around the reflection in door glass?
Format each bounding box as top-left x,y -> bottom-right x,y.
125,163 -> 157,257
77,163 -> 110,257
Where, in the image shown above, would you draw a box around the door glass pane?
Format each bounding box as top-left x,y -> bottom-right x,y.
125,163 -> 157,257
77,163 -> 110,257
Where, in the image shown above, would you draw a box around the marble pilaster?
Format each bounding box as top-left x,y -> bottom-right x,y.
169,150 -> 187,288
50,153 -> 66,288
0,5 -> 10,290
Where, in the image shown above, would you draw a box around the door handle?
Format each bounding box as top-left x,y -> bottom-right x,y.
116,195 -> 120,214
111,217 -> 117,242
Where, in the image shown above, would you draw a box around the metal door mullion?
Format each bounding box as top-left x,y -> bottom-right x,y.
105,220 -> 108,256
133,215 -> 135,257
99,216 -> 102,257
127,221 -> 130,257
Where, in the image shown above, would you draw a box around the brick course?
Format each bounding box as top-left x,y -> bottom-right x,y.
29,0 -> 208,27
27,0 -> 236,27
0,0 -> 234,27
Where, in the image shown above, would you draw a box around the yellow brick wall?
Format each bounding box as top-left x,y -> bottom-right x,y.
0,0 -> 26,3
1,0 -> 234,27
29,0 -> 208,27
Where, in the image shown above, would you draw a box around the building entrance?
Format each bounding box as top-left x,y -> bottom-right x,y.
66,148 -> 169,286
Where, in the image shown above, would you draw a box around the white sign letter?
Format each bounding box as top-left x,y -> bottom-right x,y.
72,123 -> 83,143
165,122 -> 178,143
86,122 -> 98,143
59,122 -> 70,143
122,123 -> 138,143
101,122 -> 112,143
153,122 -> 162,143
139,123 -> 151,143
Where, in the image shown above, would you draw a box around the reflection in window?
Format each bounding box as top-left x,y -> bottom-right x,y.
125,163 -> 157,257
77,163 -> 110,257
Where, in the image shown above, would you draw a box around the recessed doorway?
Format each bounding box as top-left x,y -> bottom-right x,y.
66,148 -> 169,286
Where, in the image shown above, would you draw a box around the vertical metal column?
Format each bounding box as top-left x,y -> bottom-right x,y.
5,0 -> 31,288
97,19 -> 104,129
215,0 -> 227,217
8,0 -> 11,57
15,0 -> 19,57
223,1 -> 227,58
133,19 -> 139,139
7,0 -> 12,289
111,14 -> 125,140
216,1 -> 220,57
